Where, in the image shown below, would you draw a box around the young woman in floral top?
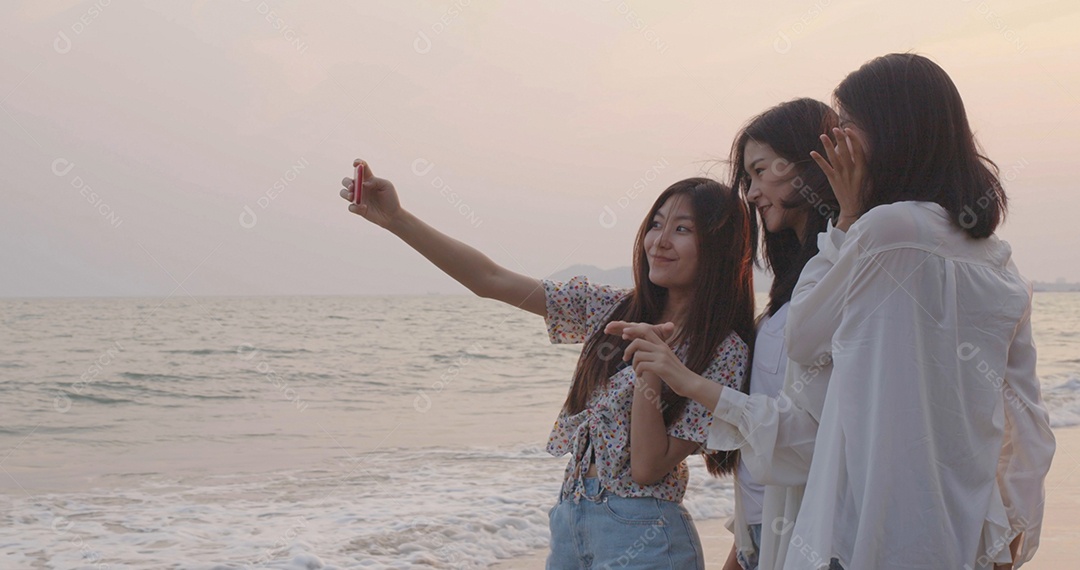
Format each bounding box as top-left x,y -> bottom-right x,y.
612,99 -> 842,570
339,165 -> 755,569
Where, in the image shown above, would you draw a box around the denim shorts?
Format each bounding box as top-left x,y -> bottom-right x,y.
736,523 -> 762,570
546,477 -> 705,570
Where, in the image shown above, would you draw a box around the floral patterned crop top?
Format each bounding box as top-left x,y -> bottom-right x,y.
542,276 -> 748,503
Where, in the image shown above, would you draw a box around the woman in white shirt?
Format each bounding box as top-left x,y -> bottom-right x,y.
784,52 -> 1056,570
610,98 -> 843,570
722,99 -> 841,570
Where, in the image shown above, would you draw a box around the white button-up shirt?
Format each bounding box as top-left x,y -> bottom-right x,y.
709,227 -> 843,570
782,201 -> 1055,570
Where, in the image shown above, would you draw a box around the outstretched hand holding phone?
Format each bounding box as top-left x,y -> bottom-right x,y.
341,159 -> 402,229
337,158 -> 546,316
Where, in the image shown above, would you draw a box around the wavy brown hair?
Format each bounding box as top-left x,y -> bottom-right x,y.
563,178 -> 755,476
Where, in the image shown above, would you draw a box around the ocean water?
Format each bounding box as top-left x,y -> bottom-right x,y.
0,292 -> 1077,569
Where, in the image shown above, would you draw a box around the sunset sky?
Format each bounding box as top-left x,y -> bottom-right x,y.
2,0 -> 1077,297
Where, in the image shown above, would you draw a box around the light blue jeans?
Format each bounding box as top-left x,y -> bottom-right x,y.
546,477 -> 705,570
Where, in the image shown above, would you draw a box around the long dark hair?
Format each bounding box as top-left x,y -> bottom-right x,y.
834,53 -> 1006,238
730,98 -> 840,317
564,178 -> 755,476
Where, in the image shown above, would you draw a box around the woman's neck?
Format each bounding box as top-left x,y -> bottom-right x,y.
660,289 -> 691,325
793,214 -> 808,246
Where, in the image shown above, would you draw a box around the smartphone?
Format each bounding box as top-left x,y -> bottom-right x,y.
353,163 -> 364,205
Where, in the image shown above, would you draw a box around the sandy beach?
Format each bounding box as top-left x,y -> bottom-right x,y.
493,427 -> 1080,569
1025,426 -> 1080,569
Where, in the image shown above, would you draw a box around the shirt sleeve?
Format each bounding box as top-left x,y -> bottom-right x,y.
669,333 -> 748,444
997,299 -> 1056,567
786,222 -> 850,365
705,224 -> 849,484
706,370 -> 823,486
541,276 -> 629,344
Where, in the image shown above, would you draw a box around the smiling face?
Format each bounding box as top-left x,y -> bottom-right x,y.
643,194 -> 699,292
743,140 -> 807,236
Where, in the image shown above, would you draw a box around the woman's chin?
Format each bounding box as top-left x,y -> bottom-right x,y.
648,272 -> 689,291
764,220 -> 785,234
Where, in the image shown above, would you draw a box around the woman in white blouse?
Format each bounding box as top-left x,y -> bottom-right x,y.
720,99 -> 841,570
791,52 -> 1055,570
723,98 -> 844,570
616,53 -> 1056,570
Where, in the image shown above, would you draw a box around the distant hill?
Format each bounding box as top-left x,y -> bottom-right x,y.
551,264 -> 773,292
549,265 -> 636,288
1033,281 -> 1080,292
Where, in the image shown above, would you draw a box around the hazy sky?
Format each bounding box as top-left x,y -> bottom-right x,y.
2,0 -> 1078,298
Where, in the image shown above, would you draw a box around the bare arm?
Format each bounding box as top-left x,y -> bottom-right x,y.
722,544 -> 741,570
629,371 -> 699,486
341,159 -> 545,316
383,210 -> 546,314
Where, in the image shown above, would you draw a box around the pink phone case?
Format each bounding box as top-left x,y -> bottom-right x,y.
353,163 -> 364,204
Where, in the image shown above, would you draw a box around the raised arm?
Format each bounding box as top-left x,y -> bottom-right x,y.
788,126 -> 867,364
340,159 -> 545,316
785,224 -> 850,364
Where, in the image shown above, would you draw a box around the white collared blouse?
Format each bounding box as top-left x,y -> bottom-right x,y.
782,202 -> 1055,570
